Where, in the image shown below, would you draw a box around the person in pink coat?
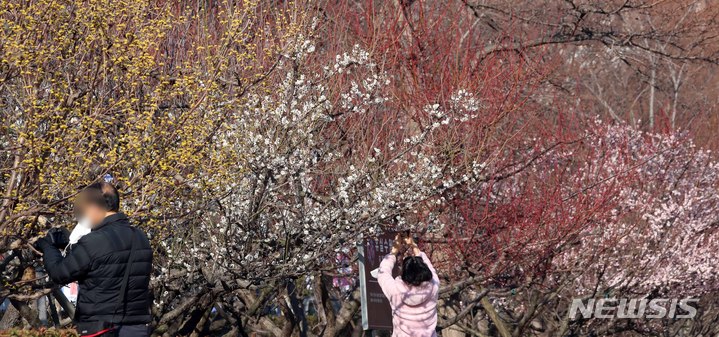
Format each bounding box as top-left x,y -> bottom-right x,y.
377,234 -> 439,337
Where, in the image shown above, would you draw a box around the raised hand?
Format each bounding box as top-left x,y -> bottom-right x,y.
390,233 -> 403,255
404,235 -> 420,256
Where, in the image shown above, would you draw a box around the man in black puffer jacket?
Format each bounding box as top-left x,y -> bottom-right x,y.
36,182 -> 153,337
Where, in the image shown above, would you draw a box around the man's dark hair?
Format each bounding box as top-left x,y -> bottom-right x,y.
401,256 -> 432,286
82,182 -> 120,212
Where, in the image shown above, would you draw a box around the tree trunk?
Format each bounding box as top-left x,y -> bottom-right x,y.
480,297 -> 511,337
9,298 -> 41,327
438,298 -> 467,337
280,296 -> 296,337
323,288 -> 361,337
286,280 -> 308,337
0,300 -> 20,329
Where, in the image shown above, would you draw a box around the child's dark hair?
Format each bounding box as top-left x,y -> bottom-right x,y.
401,256 -> 432,286
82,182 -> 120,212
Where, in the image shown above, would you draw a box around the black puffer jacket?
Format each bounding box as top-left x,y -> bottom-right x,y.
39,213 -> 153,324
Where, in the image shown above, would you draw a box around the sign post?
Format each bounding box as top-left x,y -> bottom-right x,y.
358,232 -> 400,331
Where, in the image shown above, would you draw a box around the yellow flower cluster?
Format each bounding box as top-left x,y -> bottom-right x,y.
0,0 -> 309,240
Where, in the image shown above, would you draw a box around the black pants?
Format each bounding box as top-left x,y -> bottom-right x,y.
116,324 -> 150,337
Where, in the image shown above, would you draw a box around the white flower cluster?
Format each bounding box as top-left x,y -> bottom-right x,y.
152,41 -> 492,294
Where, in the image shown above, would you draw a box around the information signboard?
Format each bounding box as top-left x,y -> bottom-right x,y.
358,232 -> 400,331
